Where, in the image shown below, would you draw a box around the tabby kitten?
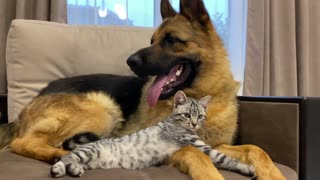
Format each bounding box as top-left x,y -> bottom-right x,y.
51,91 -> 255,178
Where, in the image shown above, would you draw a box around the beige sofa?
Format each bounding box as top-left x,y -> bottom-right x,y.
0,20 -> 299,179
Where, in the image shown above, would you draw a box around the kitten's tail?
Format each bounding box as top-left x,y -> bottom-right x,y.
0,120 -> 20,150
62,132 -> 100,150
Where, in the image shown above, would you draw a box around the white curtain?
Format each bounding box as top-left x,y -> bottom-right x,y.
67,0 -> 247,94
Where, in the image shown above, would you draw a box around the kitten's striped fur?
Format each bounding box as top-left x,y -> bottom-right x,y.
51,91 -> 255,178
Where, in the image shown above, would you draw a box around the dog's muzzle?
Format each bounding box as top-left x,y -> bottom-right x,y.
127,54 -> 142,70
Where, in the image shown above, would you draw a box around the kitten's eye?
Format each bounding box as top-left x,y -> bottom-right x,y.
184,113 -> 191,118
198,115 -> 204,119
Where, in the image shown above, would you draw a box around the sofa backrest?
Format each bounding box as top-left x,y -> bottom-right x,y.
6,20 -> 154,122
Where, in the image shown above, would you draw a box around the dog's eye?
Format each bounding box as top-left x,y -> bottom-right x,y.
166,36 -> 178,45
164,34 -> 184,46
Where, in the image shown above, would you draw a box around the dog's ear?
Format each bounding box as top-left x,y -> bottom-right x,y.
180,0 -> 211,27
161,0 -> 177,20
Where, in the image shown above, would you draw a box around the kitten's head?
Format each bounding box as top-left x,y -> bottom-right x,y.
171,91 -> 212,131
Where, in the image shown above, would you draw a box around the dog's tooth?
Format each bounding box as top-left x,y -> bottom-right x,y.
166,82 -> 170,85
170,79 -> 174,82
176,70 -> 181,76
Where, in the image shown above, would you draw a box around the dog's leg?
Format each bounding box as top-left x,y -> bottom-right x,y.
215,144 -> 285,180
168,145 -> 224,180
10,135 -> 69,163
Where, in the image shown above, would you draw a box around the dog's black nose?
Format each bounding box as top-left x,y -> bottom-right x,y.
127,54 -> 142,69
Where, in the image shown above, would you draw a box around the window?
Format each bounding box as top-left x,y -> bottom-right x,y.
67,0 -> 247,95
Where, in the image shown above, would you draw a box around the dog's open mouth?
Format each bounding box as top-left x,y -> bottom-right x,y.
147,63 -> 193,107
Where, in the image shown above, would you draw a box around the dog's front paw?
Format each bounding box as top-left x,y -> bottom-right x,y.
51,161 -> 66,178
66,163 -> 85,177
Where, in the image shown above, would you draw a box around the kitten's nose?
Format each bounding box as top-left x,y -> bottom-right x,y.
192,123 -> 197,128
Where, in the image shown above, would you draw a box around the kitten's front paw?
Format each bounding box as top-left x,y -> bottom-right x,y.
66,163 -> 85,177
51,161 -> 66,178
239,164 -> 255,177
247,165 -> 256,177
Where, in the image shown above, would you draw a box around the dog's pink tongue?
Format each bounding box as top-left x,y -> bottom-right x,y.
147,76 -> 167,107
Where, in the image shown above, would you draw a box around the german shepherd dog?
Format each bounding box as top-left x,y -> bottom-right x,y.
0,0 -> 285,179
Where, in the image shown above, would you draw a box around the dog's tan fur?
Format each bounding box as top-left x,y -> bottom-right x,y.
10,92 -> 123,162
2,0 -> 285,179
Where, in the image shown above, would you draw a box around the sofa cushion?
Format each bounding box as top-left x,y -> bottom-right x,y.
238,101 -> 299,171
0,150 -> 298,180
6,20 -> 154,122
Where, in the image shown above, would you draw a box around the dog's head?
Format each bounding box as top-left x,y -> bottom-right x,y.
127,0 -> 225,107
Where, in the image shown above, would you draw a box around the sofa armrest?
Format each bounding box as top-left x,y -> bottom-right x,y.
237,96 -> 320,180
0,94 -> 7,124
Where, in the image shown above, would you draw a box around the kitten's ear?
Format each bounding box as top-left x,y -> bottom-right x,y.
199,95 -> 212,109
174,91 -> 187,105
